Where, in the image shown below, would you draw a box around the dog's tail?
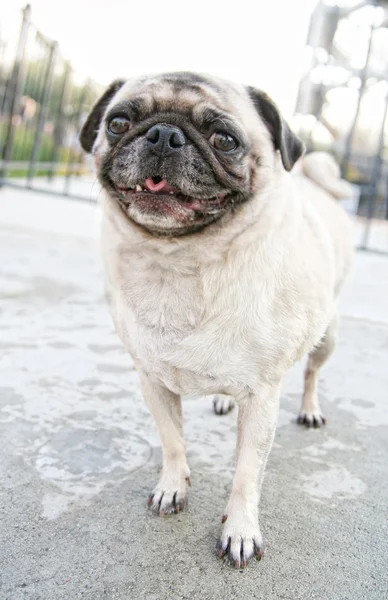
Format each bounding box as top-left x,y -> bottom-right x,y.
299,152 -> 352,200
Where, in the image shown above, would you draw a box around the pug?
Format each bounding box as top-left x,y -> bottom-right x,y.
80,72 -> 353,569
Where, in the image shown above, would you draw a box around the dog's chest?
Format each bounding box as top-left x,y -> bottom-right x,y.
107,248 -> 212,387
107,244 -> 261,395
118,248 -> 204,332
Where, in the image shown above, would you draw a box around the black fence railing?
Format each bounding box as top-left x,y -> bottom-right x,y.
0,5 -> 103,200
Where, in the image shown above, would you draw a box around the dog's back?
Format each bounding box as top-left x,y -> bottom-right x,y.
293,152 -> 353,295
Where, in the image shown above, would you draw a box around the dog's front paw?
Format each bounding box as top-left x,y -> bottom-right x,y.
216,509 -> 264,568
212,394 -> 235,415
148,463 -> 190,516
297,410 -> 326,428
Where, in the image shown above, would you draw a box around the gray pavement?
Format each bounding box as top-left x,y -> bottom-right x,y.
0,190 -> 388,599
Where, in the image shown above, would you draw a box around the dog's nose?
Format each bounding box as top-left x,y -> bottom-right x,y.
145,124 -> 186,154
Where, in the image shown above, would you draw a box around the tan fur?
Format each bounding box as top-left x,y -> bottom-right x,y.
300,151 -> 353,200
90,74 -> 353,568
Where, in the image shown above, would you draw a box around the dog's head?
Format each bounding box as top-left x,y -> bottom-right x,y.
80,72 -> 304,236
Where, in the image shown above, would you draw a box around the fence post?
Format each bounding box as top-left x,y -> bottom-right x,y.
341,24 -> 374,177
27,39 -> 57,185
48,60 -> 72,181
0,4 -> 31,181
360,83 -> 388,250
63,80 -> 89,195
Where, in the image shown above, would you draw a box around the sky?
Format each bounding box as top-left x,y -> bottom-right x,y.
1,0 -> 320,117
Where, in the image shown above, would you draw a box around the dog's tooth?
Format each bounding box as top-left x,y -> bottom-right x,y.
135,184 -> 142,192
170,191 -> 174,195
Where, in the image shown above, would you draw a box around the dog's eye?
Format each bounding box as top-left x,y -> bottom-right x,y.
107,116 -> 131,136
210,132 -> 238,152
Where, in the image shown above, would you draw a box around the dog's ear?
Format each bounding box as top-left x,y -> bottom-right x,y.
80,80 -> 125,153
247,87 -> 304,171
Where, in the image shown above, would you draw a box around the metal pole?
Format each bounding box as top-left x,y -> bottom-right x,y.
63,80 -> 89,195
0,33 -> 10,116
341,24 -> 374,177
48,60 -> 71,180
385,177 -> 388,221
304,5 -> 340,150
27,39 -> 57,185
360,82 -> 388,250
0,4 -> 31,180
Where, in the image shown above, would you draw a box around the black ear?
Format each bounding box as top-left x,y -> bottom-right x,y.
79,80 -> 125,153
247,87 -> 304,171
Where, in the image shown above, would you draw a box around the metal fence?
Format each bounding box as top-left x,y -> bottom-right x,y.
1,3 -> 388,252
0,5 -> 102,201
294,0 -> 388,253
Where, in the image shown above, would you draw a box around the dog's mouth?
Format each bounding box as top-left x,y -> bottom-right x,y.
114,176 -> 230,211
109,173 -> 238,235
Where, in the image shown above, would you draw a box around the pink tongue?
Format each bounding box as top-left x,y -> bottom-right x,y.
144,178 -> 176,193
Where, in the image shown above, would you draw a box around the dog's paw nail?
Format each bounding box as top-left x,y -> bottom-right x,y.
215,538 -> 230,559
185,476 -> 191,487
147,495 -> 154,506
221,514 -> 228,523
256,547 -> 264,561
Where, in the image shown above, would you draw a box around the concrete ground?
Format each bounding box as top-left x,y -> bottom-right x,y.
1,188 -> 388,600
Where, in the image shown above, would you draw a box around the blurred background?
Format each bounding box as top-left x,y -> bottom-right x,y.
1,0 -> 388,250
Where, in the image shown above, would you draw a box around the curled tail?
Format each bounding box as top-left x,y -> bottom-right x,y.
299,152 -> 353,200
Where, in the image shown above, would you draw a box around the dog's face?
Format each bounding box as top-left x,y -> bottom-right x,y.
80,72 -> 304,236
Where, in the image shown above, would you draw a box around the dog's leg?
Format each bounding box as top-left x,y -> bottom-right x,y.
217,383 -> 280,568
139,372 -> 190,515
212,394 -> 235,415
297,314 -> 338,428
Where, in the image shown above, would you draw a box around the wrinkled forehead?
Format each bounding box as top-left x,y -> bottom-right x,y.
108,72 -> 253,124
